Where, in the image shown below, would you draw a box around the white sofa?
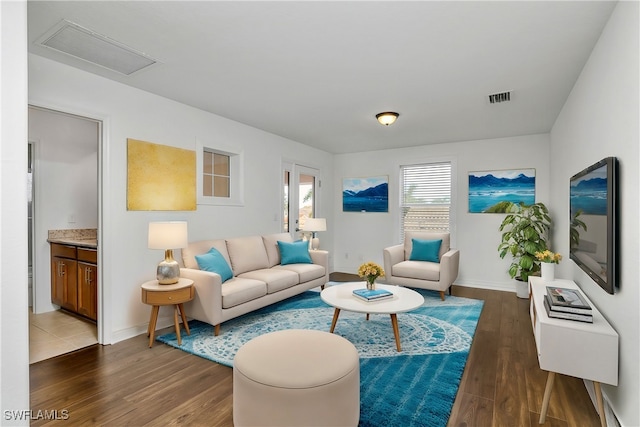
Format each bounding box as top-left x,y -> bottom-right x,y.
180,233 -> 329,335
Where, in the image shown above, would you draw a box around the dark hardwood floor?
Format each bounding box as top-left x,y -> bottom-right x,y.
30,275 -> 601,426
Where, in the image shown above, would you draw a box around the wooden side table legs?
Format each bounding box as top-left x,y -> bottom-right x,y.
147,306 -> 160,348
147,304 -> 191,348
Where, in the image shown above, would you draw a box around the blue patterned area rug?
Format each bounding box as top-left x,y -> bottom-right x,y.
157,286 -> 483,427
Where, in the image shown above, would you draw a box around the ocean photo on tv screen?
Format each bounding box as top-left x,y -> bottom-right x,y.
570,164 -> 607,215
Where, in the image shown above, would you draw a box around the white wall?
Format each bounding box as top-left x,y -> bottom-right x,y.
1,0 -> 30,423
29,107 -> 99,313
29,54 -> 334,344
333,133 -> 551,293
550,2 -> 639,425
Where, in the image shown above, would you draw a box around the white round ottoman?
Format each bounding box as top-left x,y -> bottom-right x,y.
233,329 -> 360,427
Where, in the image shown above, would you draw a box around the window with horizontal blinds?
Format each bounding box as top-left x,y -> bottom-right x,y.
401,162 -> 452,239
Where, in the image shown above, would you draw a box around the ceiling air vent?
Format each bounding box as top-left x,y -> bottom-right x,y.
37,20 -> 158,76
488,91 -> 512,104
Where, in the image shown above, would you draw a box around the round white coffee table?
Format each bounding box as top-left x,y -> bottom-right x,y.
320,282 -> 424,352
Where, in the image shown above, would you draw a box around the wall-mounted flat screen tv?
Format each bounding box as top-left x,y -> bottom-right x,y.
569,157 -> 618,294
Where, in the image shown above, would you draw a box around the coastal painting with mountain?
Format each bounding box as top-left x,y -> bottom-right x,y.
468,169 -> 535,213
343,176 -> 388,212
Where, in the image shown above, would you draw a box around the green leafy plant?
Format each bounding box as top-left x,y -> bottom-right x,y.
498,202 -> 552,282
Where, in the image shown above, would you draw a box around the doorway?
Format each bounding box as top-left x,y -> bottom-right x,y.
283,162 -> 320,236
28,106 -> 101,363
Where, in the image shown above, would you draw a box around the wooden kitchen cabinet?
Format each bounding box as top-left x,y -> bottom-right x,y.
51,244 -> 78,312
77,248 -> 98,321
50,243 -> 97,321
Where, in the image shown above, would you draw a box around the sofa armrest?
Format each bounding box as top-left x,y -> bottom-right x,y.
439,249 -> 460,286
309,249 -> 329,283
309,250 -> 329,269
383,244 -> 404,278
180,267 -> 224,327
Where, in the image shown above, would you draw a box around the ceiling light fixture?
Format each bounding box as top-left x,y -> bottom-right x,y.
376,112 -> 399,126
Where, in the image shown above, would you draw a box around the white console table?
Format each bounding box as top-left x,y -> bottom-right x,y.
528,277 -> 618,427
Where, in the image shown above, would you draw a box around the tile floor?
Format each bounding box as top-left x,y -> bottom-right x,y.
29,309 -> 98,364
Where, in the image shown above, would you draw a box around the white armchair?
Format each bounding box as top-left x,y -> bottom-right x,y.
383,231 -> 460,300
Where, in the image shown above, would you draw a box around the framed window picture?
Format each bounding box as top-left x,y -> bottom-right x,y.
468,168 -> 535,213
343,176 -> 388,212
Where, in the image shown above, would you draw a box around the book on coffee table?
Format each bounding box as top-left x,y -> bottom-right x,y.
352,288 -> 393,301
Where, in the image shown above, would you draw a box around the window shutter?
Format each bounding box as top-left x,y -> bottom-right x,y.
401,162 -> 451,239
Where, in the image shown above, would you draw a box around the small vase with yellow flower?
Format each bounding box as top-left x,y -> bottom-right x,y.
358,262 -> 385,290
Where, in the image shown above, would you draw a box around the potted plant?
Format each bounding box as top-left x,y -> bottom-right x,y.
498,202 -> 552,297
535,250 -> 562,282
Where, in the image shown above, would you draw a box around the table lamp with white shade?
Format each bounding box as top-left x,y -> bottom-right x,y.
303,218 -> 327,250
148,221 -> 188,284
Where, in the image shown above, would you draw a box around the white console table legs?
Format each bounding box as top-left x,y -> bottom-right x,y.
538,371 -> 607,427
539,371 -> 556,424
594,381 -> 606,427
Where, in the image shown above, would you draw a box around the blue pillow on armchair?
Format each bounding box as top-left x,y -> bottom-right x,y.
409,238 -> 442,263
277,240 -> 313,265
195,247 -> 234,282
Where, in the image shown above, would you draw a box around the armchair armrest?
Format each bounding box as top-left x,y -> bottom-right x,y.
383,244 -> 404,279
439,249 -> 460,286
180,267 -> 224,327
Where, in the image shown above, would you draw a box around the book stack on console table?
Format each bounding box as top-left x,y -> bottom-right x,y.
544,286 -> 592,323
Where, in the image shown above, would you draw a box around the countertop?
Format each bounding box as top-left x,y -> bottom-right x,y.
48,228 -> 98,249
47,237 -> 98,249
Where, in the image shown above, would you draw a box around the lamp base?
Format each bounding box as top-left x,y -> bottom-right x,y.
311,237 -> 320,250
157,249 -> 180,284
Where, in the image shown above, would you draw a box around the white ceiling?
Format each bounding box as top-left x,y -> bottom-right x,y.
27,1 -> 617,154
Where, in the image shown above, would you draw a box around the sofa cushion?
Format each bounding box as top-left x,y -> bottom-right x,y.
238,269 -> 299,294
195,247 -> 234,282
409,239 -> 442,263
404,232 -> 450,261
392,260 -> 440,282
182,239 -> 229,269
222,278 -> 267,309
274,263 -> 325,283
226,236 -> 270,275
263,233 -> 294,267
278,240 -> 312,265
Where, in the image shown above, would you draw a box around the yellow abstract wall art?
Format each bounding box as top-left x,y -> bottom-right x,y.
127,139 -> 196,211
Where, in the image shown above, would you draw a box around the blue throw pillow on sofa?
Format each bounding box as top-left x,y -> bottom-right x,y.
409,238 -> 442,263
277,240 -> 312,265
195,247 -> 234,282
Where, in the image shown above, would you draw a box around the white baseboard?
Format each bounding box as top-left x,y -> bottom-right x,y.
111,316 -> 181,345
451,279 -> 515,293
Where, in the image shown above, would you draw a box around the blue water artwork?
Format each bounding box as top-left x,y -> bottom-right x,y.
468,169 -> 535,213
343,176 -> 388,212
570,164 -> 607,215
